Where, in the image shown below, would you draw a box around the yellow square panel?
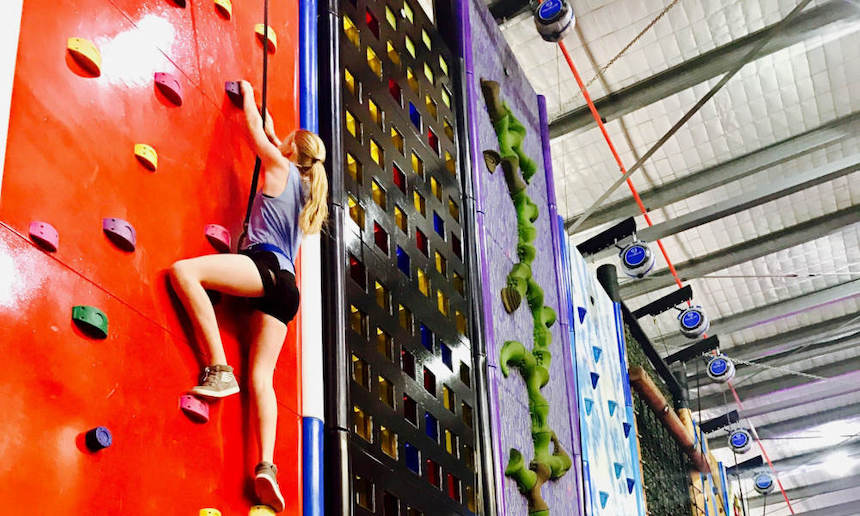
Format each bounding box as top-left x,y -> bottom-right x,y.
367,47 -> 382,78
343,15 -> 360,48
369,139 -> 383,166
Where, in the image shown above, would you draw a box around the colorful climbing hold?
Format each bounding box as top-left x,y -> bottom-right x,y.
72,305 -> 109,339
482,150 -> 500,173
613,463 -> 623,479
134,143 -> 158,171
599,491 -> 609,508
154,72 -> 183,106
589,372 -> 600,389
214,0 -> 232,18
199,509 -> 221,516
577,306 -> 587,323
170,0 -> 187,7
626,478 -> 636,493
66,37 -> 101,76
85,426 -> 112,451
103,217 -> 137,252
584,398 -> 594,415
180,394 -> 210,423
205,224 -> 231,253
249,506 -> 275,515
255,24 -> 278,53
608,400 -> 617,416
591,346 -> 602,363
225,81 -> 242,106
28,221 -> 58,252
622,421 -> 632,437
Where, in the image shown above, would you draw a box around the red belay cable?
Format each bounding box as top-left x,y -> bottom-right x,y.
556,36 -> 797,514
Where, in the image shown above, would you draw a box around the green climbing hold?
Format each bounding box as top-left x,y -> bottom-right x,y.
72,305 -> 108,339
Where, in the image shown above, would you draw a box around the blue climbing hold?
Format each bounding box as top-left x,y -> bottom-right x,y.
608,400 -> 618,416
599,491 -> 609,508
626,478 -> 636,493
85,426 -> 112,451
584,398 -> 594,415
623,422 -> 632,437
614,463 -> 623,479
590,372 -> 600,389
577,306 -> 587,323
592,346 -> 602,363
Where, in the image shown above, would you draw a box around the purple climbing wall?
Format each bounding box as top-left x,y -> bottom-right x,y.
464,0 -> 582,513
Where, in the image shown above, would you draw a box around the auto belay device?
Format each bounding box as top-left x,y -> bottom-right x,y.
619,239 -> 656,278
531,0 -> 575,42
727,428 -> 752,454
706,354 -> 735,383
753,472 -> 775,495
678,305 -> 709,339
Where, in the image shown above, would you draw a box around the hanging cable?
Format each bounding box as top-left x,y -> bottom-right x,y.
241,0 -> 271,243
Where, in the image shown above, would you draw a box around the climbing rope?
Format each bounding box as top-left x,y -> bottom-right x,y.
241,0 -> 271,243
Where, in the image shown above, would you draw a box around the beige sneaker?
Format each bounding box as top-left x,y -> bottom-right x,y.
254,462 -> 285,512
191,365 -> 239,399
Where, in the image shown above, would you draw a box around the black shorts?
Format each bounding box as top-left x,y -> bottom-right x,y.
240,248 -> 300,324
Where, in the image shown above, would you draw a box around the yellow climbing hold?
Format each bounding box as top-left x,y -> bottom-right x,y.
214,0 -> 232,18
66,37 -> 102,76
133,144 -> 158,171
249,506 -> 276,515
254,24 -> 278,52
199,509 -> 221,516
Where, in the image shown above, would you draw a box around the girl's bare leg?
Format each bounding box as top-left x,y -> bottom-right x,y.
168,254 -> 265,365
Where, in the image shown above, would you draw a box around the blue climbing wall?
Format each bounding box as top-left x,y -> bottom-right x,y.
568,245 -> 645,516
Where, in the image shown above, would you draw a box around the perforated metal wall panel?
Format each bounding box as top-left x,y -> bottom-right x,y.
337,0 -> 480,513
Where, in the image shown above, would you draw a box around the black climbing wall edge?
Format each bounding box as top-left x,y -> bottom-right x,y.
319,0 -> 351,512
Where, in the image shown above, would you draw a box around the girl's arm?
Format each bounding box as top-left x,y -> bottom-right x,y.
241,81 -> 283,166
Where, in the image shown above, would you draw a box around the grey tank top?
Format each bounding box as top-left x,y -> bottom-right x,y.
244,162 -> 305,274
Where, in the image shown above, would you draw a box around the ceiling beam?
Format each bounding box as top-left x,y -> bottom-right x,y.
709,402 -> 860,451
696,356 -> 860,410
655,279 -> 860,351
548,0 -> 860,138
728,438 -> 860,475
637,154 -> 860,241
746,474 -> 860,510
487,0 -> 529,22
619,208 -> 860,299
565,113 -> 860,233
690,331 -> 860,388
730,370 -> 860,420
793,498 -> 860,516
722,313 -> 860,362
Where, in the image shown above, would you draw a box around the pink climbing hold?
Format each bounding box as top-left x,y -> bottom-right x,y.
205,224 -> 231,253
102,218 -> 136,252
154,72 -> 183,105
180,394 -> 210,423
29,221 -> 59,252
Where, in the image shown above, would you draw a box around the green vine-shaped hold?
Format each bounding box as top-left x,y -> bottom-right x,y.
482,78 -> 571,514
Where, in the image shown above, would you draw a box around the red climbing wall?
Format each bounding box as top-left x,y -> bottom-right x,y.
0,0 -> 302,513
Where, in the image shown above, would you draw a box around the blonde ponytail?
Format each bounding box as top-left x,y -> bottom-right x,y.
288,129 -> 329,234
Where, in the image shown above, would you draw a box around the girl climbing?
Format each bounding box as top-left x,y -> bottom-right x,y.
168,80 -> 327,513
